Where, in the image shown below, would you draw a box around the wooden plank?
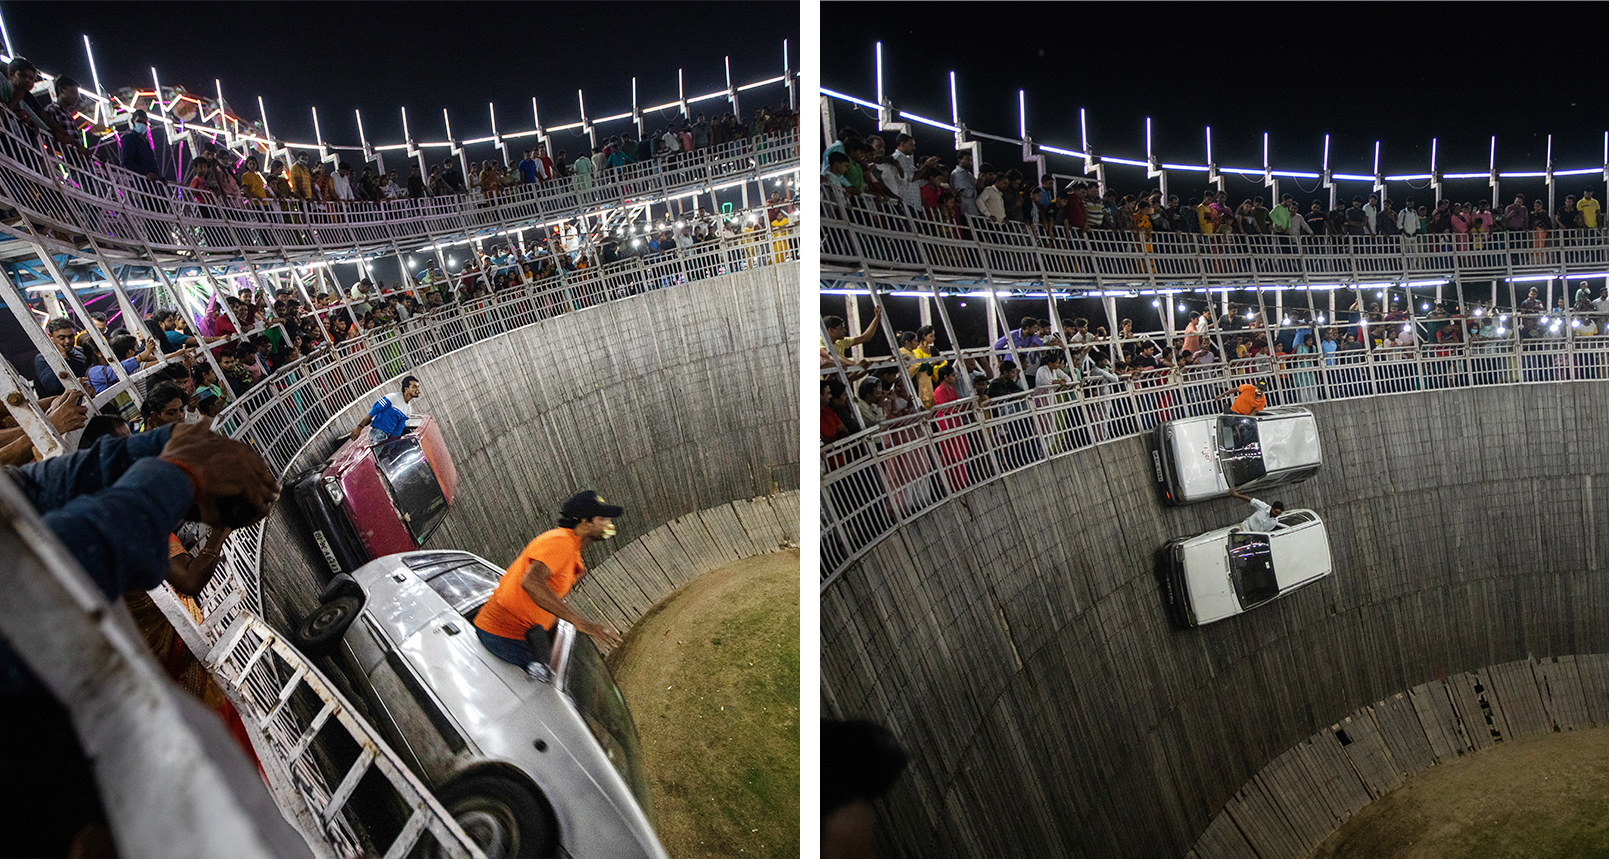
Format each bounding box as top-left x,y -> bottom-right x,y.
1292,728 -> 1373,823
1535,654 -> 1591,732
1191,810 -> 1259,859
1575,653 -> 1609,727
1332,715 -> 1402,800
1445,671 -> 1498,751
1369,692 -> 1437,776
1485,660 -> 1549,739
1223,775 -> 1302,859
1408,680 -> 1469,764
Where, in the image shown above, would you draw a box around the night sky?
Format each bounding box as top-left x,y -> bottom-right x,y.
824,5 -> 1609,203
3,2 -> 798,160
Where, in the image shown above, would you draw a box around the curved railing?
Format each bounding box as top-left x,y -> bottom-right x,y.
820,330 -> 1609,586
822,197 -> 1609,288
0,106 -> 797,265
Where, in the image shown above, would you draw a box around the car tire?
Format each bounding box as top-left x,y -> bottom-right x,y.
291,594 -> 362,655
434,773 -> 557,859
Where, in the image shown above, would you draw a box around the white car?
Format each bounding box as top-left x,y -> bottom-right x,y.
293,550 -> 667,859
1152,407 -> 1322,504
1159,509 -> 1333,628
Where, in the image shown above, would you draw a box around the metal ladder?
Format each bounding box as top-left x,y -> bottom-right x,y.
206,611 -> 487,859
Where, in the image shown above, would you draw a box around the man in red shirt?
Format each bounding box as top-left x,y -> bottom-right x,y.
474,491 -> 624,672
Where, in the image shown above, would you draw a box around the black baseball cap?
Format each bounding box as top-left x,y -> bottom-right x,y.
561,490 -> 623,521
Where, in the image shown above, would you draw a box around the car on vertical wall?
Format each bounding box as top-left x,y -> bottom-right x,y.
289,415 -> 459,576
292,549 -> 666,859
1159,509 -> 1333,628
1152,407 -> 1322,504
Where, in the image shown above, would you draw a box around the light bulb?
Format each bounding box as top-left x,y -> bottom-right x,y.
1421,303 -> 1430,311
1474,307 -> 1484,316
1497,326 -> 1507,335
959,301 -> 968,307
1177,303 -> 1186,312
1377,291 -> 1385,298
1151,300 -> 1160,307
1245,313 -> 1254,321
1317,314 -> 1326,323
1402,324 -> 1412,333
1282,317 -> 1291,325
1500,314 -> 1509,322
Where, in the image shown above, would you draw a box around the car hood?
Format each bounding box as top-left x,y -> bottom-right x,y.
1180,535 -> 1240,624
1259,413 -> 1321,473
1166,417 -> 1228,501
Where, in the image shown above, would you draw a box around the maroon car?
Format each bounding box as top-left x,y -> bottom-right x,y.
291,415 -> 459,576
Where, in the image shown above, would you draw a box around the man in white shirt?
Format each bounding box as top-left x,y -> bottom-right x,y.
1230,489 -> 1284,531
951,150 -> 979,217
331,163 -> 357,202
1396,197 -> 1421,236
892,133 -> 924,211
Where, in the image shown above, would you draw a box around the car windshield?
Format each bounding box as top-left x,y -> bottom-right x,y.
374,437 -> 450,543
1218,415 -> 1267,487
418,559 -> 500,615
1228,533 -> 1279,607
564,635 -> 654,818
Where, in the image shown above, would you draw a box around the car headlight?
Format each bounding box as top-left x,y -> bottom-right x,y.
323,477 -> 344,507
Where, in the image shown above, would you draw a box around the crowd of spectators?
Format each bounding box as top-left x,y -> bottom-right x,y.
823,279 -> 1609,452
822,124 -> 1609,252
3,52 -> 796,214
13,194 -> 797,438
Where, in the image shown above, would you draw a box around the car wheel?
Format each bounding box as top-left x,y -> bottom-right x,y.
434,774 -> 557,859
291,594 -> 362,655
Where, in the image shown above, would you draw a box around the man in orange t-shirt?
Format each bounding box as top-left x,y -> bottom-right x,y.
474,490 -> 625,670
1218,383 -> 1266,415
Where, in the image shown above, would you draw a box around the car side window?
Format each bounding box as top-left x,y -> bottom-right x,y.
421,561 -> 500,613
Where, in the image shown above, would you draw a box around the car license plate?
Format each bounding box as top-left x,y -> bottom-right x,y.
1152,449 -> 1164,483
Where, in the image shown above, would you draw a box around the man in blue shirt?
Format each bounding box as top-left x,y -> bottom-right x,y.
33,318 -> 88,398
118,108 -> 166,181
349,375 -> 422,444
519,149 -> 538,185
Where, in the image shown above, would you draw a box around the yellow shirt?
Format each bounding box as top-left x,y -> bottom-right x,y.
239,171 -> 266,200
1579,197 -> 1602,228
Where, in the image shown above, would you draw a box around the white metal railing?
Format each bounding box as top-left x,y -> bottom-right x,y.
206,612 -> 486,858
0,104 -> 797,264
822,196 -> 1609,287
820,331 -> 1609,586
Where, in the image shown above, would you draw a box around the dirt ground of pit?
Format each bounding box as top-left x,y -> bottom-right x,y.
608,547 -> 800,859
1310,726 -> 1609,858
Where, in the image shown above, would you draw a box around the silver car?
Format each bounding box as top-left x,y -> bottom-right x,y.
293,550 -> 666,859
1152,407 -> 1323,504
1159,509 -> 1333,628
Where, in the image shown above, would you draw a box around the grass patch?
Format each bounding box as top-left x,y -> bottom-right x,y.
610,549 -> 799,859
1312,726 -> 1609,858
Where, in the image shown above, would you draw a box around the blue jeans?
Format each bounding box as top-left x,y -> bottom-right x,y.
476,626 -> 551,668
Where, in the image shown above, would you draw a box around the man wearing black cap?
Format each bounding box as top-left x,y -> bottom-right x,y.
473,490 -> 624,671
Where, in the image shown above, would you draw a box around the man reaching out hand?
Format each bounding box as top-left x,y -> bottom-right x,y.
473,490 -> 625,675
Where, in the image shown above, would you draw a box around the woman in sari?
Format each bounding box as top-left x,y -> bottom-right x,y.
931,364 -> 970,493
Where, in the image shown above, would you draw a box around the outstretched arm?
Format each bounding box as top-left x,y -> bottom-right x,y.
520,560 -> 622,648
